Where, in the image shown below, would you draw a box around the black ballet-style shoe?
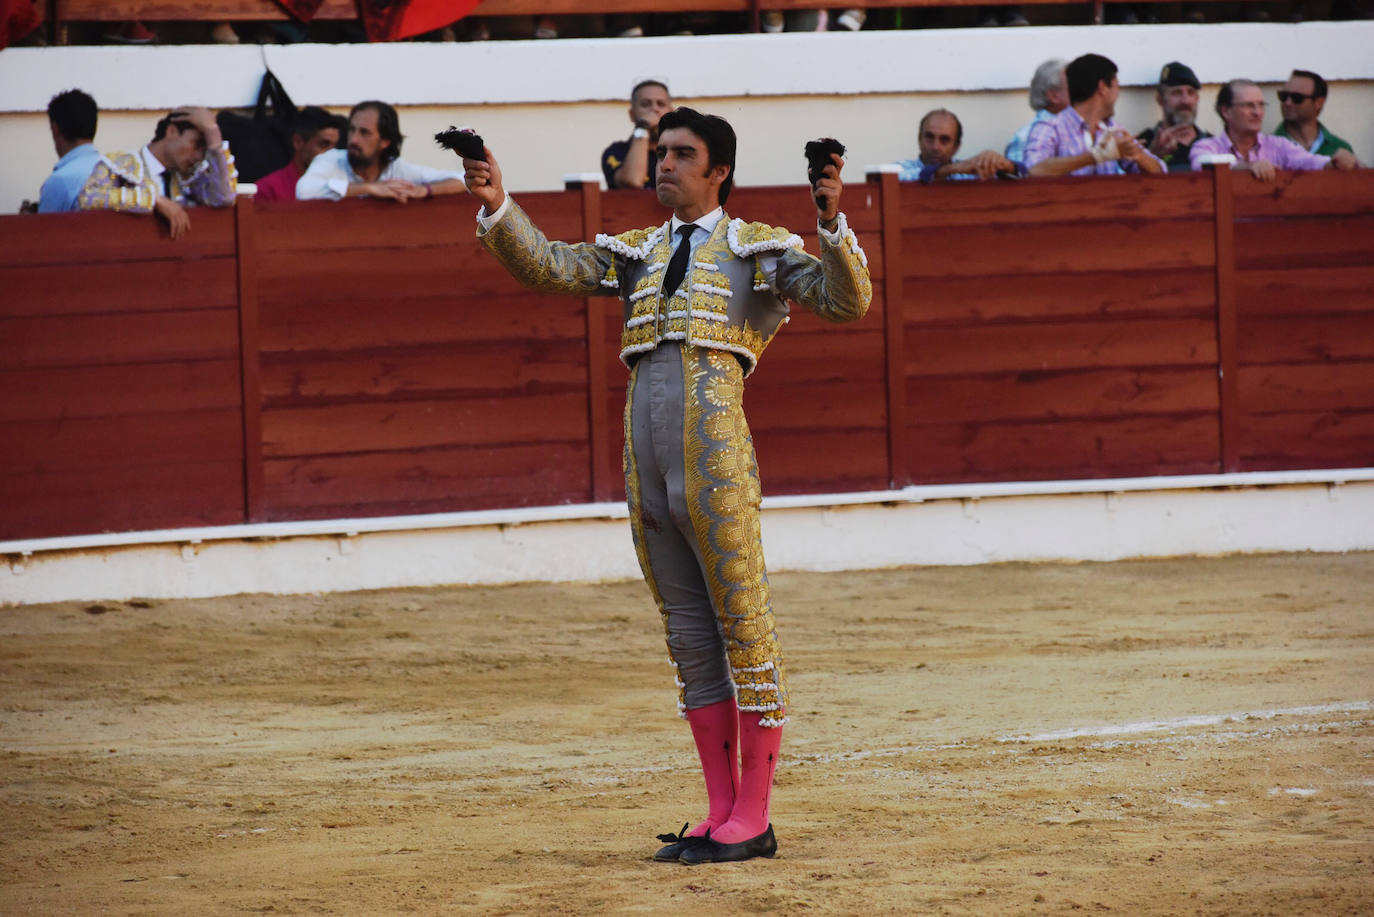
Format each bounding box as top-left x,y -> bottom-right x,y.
677,824 -> 777,865
653,822 -> 708,862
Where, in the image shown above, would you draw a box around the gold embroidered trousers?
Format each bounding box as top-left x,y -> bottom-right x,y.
624,342 -> 787,727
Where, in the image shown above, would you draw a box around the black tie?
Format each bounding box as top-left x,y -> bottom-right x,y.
663,224 -> 697,298
162,170 -> 172,198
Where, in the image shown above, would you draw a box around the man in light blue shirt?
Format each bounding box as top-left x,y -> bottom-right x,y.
296,100 -> 465,202
38,89 -> 102,213
1005,59 -> 1068,165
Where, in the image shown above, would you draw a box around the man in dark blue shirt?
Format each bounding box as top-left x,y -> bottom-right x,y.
601,79 -> 672,189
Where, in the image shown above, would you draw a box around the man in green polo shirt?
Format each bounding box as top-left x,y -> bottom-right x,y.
1274,69 -> 1357,158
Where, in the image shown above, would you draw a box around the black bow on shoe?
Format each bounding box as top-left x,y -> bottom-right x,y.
653,822 -> 706,862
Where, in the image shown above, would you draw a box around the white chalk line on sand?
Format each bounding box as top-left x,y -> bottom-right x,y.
996,700 -> 1373,744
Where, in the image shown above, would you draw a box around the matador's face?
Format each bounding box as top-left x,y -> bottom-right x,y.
654,127 -> 727,218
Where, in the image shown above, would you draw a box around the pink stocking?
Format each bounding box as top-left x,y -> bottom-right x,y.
710,712 -> 782,844
685,697 -> 740,836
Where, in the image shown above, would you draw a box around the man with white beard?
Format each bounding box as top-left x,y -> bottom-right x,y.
1135,62 -> 1211,173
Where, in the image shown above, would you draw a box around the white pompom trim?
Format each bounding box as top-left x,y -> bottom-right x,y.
595,224 -> 668,260
726,219 -> 805,257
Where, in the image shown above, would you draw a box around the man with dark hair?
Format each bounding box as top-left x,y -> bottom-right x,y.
38,89 -> 101,213
1190,79 -> 1359,180
1005,59 -> 1068,165
140,106 -> 238,208
253,107 -> 347,203
460,106 -> 871,865
603,79 -> 674,190
897,108 -> 1025,183
1274,69 -> 1356,158
1136,61 -> 1212,173
297,100 -> 464,202
1025,53 -> 1165,177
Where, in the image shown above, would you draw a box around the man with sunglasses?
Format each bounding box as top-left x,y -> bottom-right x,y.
1189,79 -> 1359,181
1274,70 -> 1356,159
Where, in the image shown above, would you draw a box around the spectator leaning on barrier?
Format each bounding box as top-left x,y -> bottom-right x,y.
253,107 -> 347,203
37,89 -> 102,213
1274,69 -> 1356,158
296,100 -> 465,202
1004,59 -> 1067,165
140,107 -> 238,208
1189,79 -> 1359,180
897,109 -> 1025,183
1024,53 -> 1165,177
1136,61 -> 1211,173
603,79 -> 673,190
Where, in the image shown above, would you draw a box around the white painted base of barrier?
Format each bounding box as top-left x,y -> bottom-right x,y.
3,476 -> 1371,605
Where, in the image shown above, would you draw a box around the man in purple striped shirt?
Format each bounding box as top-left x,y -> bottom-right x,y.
1189,80 -> 1360,181
1025,53 -> 1165,178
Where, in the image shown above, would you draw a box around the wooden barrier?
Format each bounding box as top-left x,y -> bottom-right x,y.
1,168 -> 1371,542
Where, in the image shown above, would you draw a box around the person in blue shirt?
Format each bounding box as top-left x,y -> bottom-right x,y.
38,89 -> 102,213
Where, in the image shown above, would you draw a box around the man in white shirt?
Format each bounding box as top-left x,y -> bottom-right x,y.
296,100 -> 465,202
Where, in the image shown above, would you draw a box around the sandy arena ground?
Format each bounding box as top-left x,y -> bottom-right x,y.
2,552 -> 1372,915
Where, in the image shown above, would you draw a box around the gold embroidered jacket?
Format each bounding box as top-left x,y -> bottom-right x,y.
478,199 -> 872,375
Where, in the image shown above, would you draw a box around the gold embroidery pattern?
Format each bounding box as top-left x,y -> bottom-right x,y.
480,200 -> 616,296
682,346 -> 787,726
775,236 -> 873,324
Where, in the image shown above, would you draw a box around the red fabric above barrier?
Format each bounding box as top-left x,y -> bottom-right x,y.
274,0 -> 327,20
357,0 -> 480,40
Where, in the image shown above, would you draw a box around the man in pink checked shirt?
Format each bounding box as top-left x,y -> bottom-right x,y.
1024,53 -> 1165,178
1189,80 -> 1361,181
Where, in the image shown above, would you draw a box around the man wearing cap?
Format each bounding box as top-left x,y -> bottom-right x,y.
1136,62 -> 1211,173
1274,69 -> 1357,159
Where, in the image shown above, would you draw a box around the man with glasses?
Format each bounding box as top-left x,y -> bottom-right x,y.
1189,79 -> 1359,181
1274,70 -> 1356,159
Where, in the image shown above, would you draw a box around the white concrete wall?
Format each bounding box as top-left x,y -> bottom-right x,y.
3,475 -> 1372,604
3,22 -> 1373,211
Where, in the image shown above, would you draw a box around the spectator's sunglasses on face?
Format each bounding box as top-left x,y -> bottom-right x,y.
1276,91 -> 1314,104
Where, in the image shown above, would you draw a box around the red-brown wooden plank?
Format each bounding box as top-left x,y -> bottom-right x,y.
0,462 -> 244,540
1233,214 -> 1374,270
1237,363 -> 1374,414
0,310 -> 241,370
0,210 -> 235,268
906,414 -> 1220,483
235,195 -> 264,523
900,268 -> 1216,325
0,361 -> 241,424
877,169 -> 905,488
262,393 -> 589,457
898,173 -> 1214,229
262,442 -> 591,517
1237,410 -> 1374,471
904,317 -> 1217,377
257,293 -> 585,351
260,343 -> 587,401
0,260 -> 239,319
1237,315 -> 1374,365
1210,162 -> 1240,473
754,428 -> 890,495
902,217 -> 1214,278
1236,362 -> 1374,415
742,380 -> 888,432
905,367 -> 1218,424
1232,170 -> 1374,219
1235,266 -> 1374,316
575,178 -> 615,503
0,411 -> 244,475
254,194 -> 581,253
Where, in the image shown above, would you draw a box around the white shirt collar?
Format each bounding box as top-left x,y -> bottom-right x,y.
670,206 -> 724,239
140,144 -> 167,181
